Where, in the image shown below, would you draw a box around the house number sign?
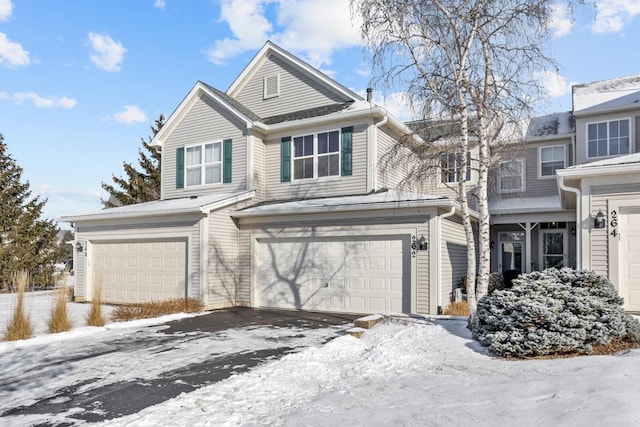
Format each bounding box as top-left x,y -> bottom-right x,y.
610,209 -> 618,237
411,235 -> 417,258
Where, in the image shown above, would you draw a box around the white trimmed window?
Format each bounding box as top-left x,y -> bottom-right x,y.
539,145 -> 565,178
293,130 -> 340,180
587,118 -> 630,158
186,142 -> 222,186
441,152 -> 471,184
498,158 -> 525,193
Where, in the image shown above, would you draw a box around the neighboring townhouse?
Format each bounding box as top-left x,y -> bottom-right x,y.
557,75 -> 640,312
62,41 -> 475,315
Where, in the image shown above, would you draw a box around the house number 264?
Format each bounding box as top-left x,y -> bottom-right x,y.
411,235 -> 417,258
610,210 -> 618,237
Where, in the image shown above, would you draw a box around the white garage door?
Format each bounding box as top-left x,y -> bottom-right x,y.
92,240 -> 187,304
256,235 -> 409,314
620,208 -> 640,311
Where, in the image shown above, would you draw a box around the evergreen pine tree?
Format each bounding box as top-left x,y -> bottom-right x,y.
0,134 -> 62,290
101,114 -> 164,207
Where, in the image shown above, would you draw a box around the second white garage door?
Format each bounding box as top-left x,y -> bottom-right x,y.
256,235 -> 409,314
619,208 -> 640,311
92,240 -> 187,304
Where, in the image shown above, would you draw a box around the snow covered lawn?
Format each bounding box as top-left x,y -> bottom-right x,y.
1,290 -> 639,426
103,316 -> 640,427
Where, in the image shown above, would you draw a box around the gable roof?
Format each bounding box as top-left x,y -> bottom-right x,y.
524,111 -> 574,141
573,74 -> 640,115
226,41 -> 363,103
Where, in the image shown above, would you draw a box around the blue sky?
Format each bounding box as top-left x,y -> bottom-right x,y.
0,0 -> 639,227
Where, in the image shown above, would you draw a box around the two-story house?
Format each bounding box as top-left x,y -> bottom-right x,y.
62,41 -> 474,315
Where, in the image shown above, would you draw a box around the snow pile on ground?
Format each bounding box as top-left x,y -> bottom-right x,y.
103,317 -> 640,427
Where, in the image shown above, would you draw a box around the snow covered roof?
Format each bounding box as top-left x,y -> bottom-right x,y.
524,111 -> 574,140
557,152 -> 640,178
232,190 -> 456,218
60,191 -> 255,222
573,74 -> 640,114
489,196 -> 563,215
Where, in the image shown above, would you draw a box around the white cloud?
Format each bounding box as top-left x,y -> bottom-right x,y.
0,0 -> 12,21
0,32 -> 30,68
535,70 -> 572,98
37,184 -> 102,202
3,91 -> 77,108
592,0 -> 640,33
110,105 -> 148,124
206,0 -> 362,68
549,3 -> 573,38
154,0 -> 165,10
376,92 -> 414,122
88,32 -> 126,72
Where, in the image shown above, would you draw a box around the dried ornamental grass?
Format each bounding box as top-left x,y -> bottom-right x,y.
111,298 -> 205,322
86,278 -> 106,327
443,301 -> 470,316
47,285 -> 72,333
4,270 -> 34,341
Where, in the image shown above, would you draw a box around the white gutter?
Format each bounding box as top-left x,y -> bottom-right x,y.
557,176 -> 582,269
231,197 -> 467,218
437,205 -> 457,312
557,161 -> 640,178
372,115 -> 388,191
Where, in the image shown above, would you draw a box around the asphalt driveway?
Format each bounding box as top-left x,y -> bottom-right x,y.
0,307 -> 357,426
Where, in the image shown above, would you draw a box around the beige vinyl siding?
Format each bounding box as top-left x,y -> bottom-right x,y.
74,240 -> 87,301
590,183 -> 640,276
440,216 -> 468,305
264,123 -> 368,201
416,222 -> 430,313
252,134 -> 266,202
162,94 -> 248,200
232,54 -> 349,119
206,207 -> 239,308
377,129 -> 413,190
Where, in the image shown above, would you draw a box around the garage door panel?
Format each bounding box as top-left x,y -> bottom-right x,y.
620,209 -> 640,311
93,240 -> 187,304
257,235 -> 409,314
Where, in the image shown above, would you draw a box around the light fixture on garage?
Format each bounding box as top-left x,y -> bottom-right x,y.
75,241 -> 83,253
594,210 -> 606,229
418,235 -> 427,251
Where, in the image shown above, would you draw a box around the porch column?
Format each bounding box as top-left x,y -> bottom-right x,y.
519,222 -> 538,273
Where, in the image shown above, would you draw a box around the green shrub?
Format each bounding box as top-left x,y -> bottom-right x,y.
472,268 -> 640,358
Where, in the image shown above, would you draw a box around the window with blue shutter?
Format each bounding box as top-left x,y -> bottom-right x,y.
341,126 -> 353,176
223,139 -> 232,183
281,137 -> 291,182
176,147 -> 185,189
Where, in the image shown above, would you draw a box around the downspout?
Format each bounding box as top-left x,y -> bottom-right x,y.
558,175 -> 581,269
371,114 -> 388,192
437,204 -> 457,314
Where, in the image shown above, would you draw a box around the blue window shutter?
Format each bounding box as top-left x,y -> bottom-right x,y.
341,126 -> 353,176
176,147 -> 184,189
223,139 -> 232,183
281,137 -> 291,182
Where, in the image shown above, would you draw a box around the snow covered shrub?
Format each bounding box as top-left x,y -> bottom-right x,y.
488,272 -> 505,295
472,268 -> 640,358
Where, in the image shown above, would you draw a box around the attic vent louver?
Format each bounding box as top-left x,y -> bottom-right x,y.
263,74 -> 280,99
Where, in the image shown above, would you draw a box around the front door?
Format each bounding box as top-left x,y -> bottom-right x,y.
500,241 -> 523,274
540,230 -> 567,269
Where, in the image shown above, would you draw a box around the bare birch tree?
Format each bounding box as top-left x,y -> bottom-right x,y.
351,0 -> 566,323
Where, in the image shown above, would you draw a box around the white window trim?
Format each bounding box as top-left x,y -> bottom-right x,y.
438,151 -> 473,187
291,130 -> 342,182
586,117 -> 633,159
537,144 -> 566,180
538,228 -> 568,270
497,157 -> 526,194
263,74 -> 280,100
185,141 -> 223,187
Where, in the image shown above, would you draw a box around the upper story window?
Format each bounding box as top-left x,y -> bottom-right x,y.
497,158 -> 525,193
440,152 -> 471,184
293,130 -> 340,180
263,74 -> 280,99
186,142 -> 222,186
539,145 -> 565,178
587,118 -> 630,158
